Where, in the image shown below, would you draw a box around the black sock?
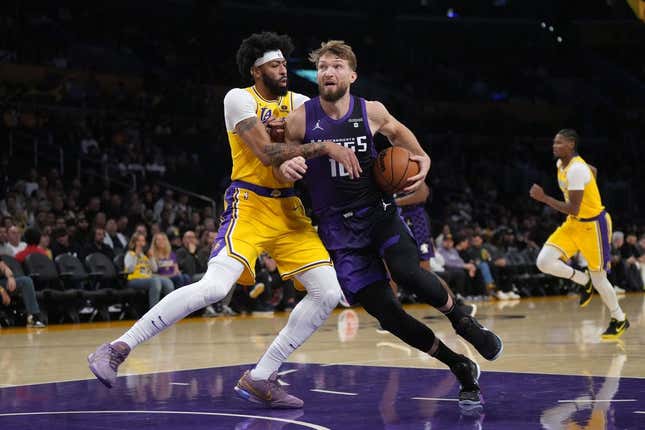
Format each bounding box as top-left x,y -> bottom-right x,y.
431,340 -> 464,367
443,299 -> 468,327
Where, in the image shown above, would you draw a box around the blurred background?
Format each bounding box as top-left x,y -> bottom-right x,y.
1,0 -> 644,324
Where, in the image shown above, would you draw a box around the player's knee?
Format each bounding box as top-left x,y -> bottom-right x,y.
319,286 -> 341,311
389,263 -> 419,287
536,252 -> 551,273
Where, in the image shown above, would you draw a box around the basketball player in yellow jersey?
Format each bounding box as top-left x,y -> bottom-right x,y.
530,129 -> 629,339
88,32 -> 361,409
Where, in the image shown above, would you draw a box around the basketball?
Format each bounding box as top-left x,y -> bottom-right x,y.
373,146 -> 420,194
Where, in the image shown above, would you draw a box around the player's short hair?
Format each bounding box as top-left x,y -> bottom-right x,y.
557,129 -> 579,148
236,32 -> 295,83
308,40 -> 357,71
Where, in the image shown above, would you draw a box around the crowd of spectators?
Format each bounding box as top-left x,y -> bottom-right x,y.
1,2 -> 643,326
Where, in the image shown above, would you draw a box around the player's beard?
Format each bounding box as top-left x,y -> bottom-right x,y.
262,74 -> 288,96
319,81 -> 349,102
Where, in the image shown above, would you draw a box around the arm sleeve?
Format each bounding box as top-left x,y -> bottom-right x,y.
224,88 -> 257,131
124,252 -> 136,273
566,163 -> 591,191
291,92 -> 310,109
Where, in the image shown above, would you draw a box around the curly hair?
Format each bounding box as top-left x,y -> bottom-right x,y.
236,32 -> 295,83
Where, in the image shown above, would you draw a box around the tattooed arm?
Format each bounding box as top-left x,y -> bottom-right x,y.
235,115 -> 328,166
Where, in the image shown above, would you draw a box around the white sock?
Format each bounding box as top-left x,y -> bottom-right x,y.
536,246 -> 589,285
114,251 -> 243,349
250,265 -> 341,380
590,271 -> 625,321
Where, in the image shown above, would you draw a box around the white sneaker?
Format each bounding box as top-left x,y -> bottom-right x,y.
507,291 -> 521,299
495,291 -> 510,300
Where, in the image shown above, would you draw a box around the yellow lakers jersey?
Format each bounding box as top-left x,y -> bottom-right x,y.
126,251 -> 153,280
557,155 -> 604,219
229,86 -> 295,188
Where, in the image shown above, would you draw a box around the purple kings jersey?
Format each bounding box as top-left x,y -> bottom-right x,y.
302,96 -> 382,219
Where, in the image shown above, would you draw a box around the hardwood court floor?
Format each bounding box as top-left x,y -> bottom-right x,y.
1,293 -> 644,429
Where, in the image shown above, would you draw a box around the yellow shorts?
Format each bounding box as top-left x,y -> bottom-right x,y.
211,181 -> 332,286
545,210 -> 612,272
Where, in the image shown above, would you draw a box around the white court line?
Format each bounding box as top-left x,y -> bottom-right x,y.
170,382 -> 190,386
412,397 -> 459,402
558,399 -> 636,403
634,411 -> 645,414
277,369 -> 299,376
310,389 -> 358,396
0,410 -> 329,430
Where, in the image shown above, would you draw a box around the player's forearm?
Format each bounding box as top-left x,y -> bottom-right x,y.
395,191 -> 426,206
389,127 -> 426,157
264,141 -> 329,166
542,195 -> 578,216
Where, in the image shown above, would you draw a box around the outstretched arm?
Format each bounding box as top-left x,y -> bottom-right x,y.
367,101 -> 430,192
235,115 -> 329,166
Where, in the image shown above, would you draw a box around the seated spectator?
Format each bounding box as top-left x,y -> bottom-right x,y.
196,230 -> 216,269
50,227 -> 80,258
148,232 -> 191,288
436,234 -> 479,298
175,230 -> 205,281
39,226 -> 53,259
81,227 -> 115,261
621,232 -> 644,291
103,218 -> 127,253
254,252 -> 296,313
7,225 -> 27,256
0,226 -> 12,256
124,232 -> 174,309
15,228 -> 48,263
0,260 -> 46,327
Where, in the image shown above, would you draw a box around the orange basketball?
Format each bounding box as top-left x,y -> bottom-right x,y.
373,146 -> 420,194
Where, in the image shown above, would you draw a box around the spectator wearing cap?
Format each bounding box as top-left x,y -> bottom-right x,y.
15,228 -> 48,263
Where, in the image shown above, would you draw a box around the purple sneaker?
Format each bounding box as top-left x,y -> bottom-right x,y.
87,341 -> 130,388
234,370 -> 304,409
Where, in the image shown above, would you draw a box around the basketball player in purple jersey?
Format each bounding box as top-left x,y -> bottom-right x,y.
87,32 -> 362,409
276,41 -> 503,406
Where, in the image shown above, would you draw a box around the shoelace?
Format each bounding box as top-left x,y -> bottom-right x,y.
108,345 -> 127,371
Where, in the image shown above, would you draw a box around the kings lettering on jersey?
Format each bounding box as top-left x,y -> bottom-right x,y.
303,96 -> 382,218
228,87 -> 294,189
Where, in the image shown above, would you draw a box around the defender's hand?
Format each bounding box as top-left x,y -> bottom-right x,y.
279,156 -> 308,181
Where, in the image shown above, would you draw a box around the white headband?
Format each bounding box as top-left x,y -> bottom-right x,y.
254,50 -> 285,67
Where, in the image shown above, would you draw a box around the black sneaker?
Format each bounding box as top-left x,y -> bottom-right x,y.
450,357 -> 482,407
579,270 -> 594,307
454,316 -> 503,361
455,298 -> 477,317
601,318 -> 629,340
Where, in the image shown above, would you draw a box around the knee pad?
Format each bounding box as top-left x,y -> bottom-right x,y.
193,251 -> 244,304
296,265 -> 342,308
